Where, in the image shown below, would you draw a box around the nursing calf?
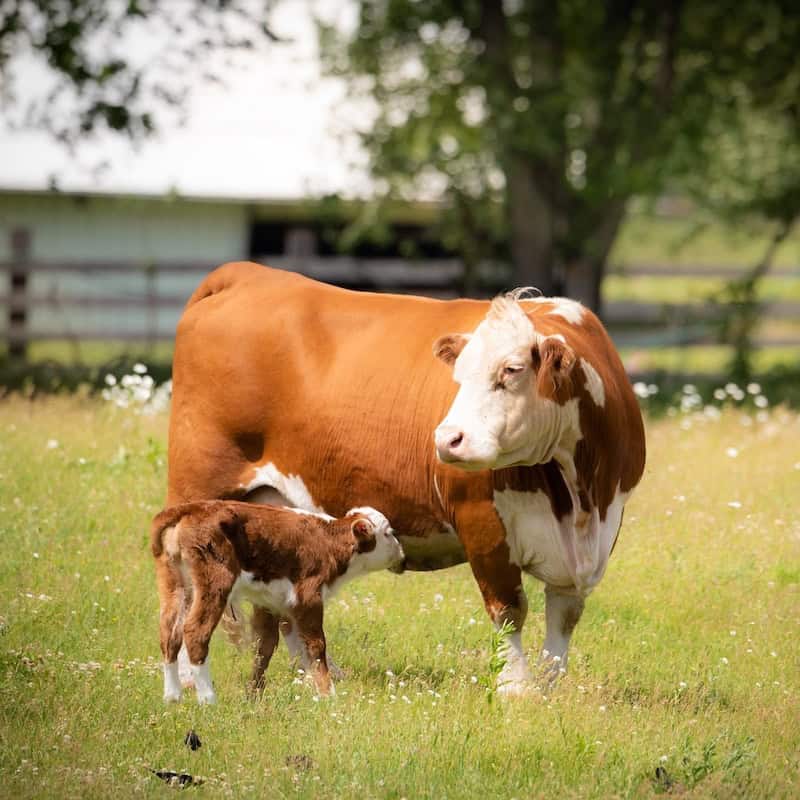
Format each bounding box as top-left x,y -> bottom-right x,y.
151,501 -> 403,702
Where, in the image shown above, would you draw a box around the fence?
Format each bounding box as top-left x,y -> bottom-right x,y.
2,255 -> 799,358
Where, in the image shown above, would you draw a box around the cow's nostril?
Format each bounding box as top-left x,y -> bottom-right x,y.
449,432 -> 464,449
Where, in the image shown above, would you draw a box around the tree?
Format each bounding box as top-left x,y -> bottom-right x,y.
321,0 -> 800,312
0,0 -> 278,147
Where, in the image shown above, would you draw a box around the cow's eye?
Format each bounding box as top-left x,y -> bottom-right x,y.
503,365 -> 524,376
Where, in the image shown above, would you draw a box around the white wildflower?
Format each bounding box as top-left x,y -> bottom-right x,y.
727,501 -> 742,509
132,363 -> 147,374
725,447 -> 739,458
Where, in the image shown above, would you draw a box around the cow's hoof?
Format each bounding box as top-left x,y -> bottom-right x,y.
537,655 -> 567,687
163,691 -> 182,704
496,679 -> 543,699
196,691 -> 217,706
327,658 -> 346,681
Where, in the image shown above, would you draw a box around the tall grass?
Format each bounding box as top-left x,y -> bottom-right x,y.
1,396 -> 798,798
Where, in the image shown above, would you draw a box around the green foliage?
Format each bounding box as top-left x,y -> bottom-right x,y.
480,618 -> 514,704
0,0 -> 277,145
320,1 -> 800,304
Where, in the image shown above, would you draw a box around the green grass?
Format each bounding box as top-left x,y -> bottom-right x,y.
612,213 -> 800,269
1,398 -> 799,798
603,275 -> 800,305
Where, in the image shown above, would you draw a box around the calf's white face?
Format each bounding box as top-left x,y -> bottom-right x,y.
433,297 -> 577,471
346,507 -> 405,573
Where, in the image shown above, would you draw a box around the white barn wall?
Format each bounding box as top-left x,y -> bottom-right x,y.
0,192 -> 249,263
1,191 -> 251,340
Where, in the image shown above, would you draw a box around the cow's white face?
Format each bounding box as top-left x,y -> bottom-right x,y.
433,297 -> 577,471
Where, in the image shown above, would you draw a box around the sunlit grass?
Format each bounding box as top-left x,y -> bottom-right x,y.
1,396 -> 799,798
621,345 -> 800,374
613,213 -> 800,268
604,274 -> 800,305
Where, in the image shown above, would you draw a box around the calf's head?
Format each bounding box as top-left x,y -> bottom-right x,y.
345,507 -> 405,573
433,295 -> 576,470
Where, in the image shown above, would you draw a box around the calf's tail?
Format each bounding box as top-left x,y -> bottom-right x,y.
150,505 -> 192,558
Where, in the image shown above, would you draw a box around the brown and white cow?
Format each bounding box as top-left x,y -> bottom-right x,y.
168,262 -> 645,694
152,501 -> 403,702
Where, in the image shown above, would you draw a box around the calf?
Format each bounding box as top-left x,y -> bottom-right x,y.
151,500 -> 404,702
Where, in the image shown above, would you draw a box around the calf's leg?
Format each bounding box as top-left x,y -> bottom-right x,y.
292,603 -> 332,697
182,549 -> 237,704
250,606 -> 280,692
156,557 -> 185,703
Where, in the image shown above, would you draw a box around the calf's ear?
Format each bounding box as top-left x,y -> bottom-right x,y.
532,337 -> 576,402
351,518 -> 377,553
433,333 -> 471,366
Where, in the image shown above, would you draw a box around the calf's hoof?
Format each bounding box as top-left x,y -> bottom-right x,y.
163,691 -> 182,704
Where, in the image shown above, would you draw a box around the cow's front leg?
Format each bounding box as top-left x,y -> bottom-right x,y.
538,584 -> 585,684
457,502 -> 532,696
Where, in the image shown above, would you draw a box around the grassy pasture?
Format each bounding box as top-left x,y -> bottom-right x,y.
0,396 -> 798,799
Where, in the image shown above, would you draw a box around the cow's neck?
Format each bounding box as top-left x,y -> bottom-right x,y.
522,396 -> 582,471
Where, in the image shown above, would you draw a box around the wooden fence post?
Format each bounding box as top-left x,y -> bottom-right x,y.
8,227 -> 31,360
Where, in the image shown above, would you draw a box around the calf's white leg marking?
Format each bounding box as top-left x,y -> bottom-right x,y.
191,661 -> 216,705
163,661 -> 182,703
178,643 -> 193,687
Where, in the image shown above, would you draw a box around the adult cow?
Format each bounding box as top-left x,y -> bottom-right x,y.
168,261 -> 645,693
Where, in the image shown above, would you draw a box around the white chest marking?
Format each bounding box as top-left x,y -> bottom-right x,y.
231,572 -> 297,614
244,462 -> 331,517
494,485 -> 630,594
493,489 -> 574,587
580,358 -> 606,407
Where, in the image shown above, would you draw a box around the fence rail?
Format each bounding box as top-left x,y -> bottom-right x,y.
3,257 -> 799,353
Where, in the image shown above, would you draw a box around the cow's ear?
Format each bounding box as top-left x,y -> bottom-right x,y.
532,337 -> 576,401
351,517 -> 377,553
433,333 -> 471,366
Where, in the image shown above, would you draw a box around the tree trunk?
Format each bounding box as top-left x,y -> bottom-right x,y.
563,197 -> 628,314
506,155 -> 556,295
563,258 -> 602,311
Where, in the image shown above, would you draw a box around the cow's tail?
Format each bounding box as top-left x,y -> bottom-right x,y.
219,603 -> 252,650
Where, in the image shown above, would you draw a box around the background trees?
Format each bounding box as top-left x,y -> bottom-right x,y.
321,0 -> 800,312
0,0 -> 277,146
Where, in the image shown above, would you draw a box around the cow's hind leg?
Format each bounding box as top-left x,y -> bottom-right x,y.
538,585 -> 585,684
250,606 -> 280,693
457,502 -> 532,696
